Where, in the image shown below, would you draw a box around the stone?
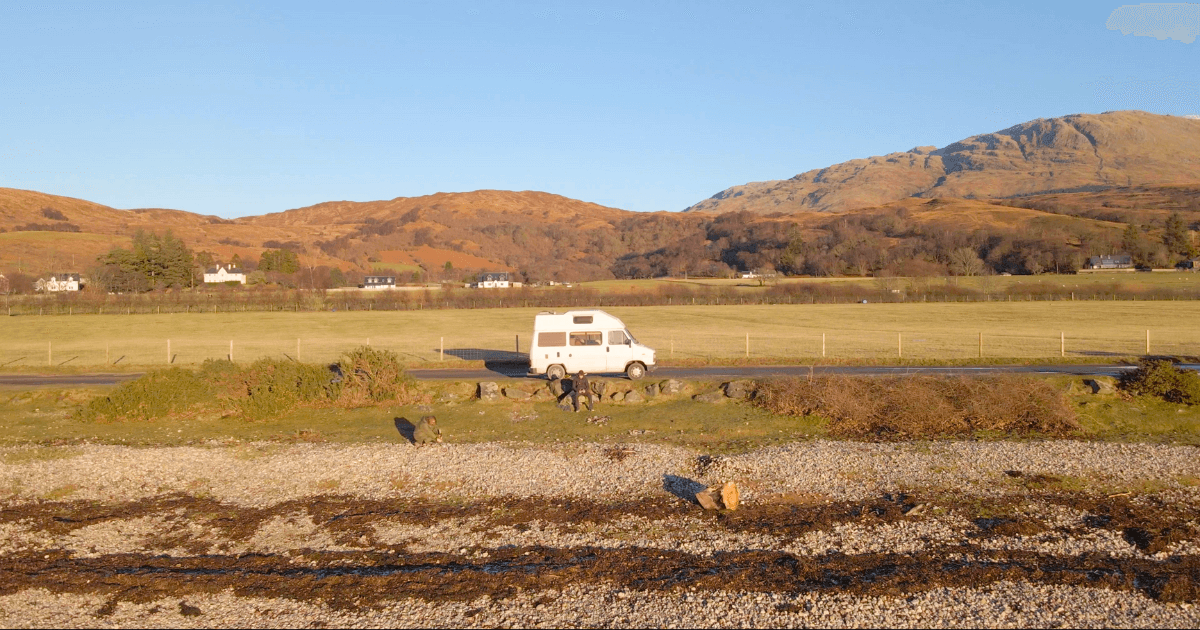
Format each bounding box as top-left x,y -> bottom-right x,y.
556,400 -> 574,412
623,389 -> 644,403
719,482 -> 740,511
643,384 -> 658,399
478,382 -> 500,401
659,379 -> 686,395
1084,377 -> 1117,395
695,490 -> 720,510
504,387 -> 532,400
591,380 -> 608,398
610,391 -> 626,402
693,390 -> 726,404
695,481 -> 739,510
547,378 -> 564,397
723,380 -> 755,399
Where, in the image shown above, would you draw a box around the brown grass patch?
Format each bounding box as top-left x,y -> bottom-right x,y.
753,375 -> 1078,440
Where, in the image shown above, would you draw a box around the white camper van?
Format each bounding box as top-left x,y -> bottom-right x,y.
529,310 -> 656,380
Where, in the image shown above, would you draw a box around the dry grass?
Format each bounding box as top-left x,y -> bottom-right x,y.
753,375 -> 1079,440
5,301 -> 1200,369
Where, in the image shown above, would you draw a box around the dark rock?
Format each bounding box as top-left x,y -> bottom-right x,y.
547,378 -> 564,397
694,390 -> 726,404
504,387 -> 532,400
623,389 -> 644,403
610,391 -> 626,402
643,384 -> 658,398
722,380 -> 755,399
660,379 -> 686,395
591,380 -> 608,398
1083,377 -> 1117,395
478,382 -> 500,401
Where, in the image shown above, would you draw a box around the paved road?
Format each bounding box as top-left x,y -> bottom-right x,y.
406,363 -> 1149,381
5,363 -> 1189,387
0,373 -> 144,387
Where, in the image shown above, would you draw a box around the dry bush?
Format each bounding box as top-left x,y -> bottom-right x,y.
754,375 -> 1078,440
336,346 -> 423,407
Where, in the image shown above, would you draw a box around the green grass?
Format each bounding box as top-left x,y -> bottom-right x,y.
3,374 -> 1199,450
0,379 -> 825,453
4,301 -> 1200,369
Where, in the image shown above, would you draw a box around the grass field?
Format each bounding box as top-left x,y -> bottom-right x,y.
3,375 -> 1198,449
3,301 -> 1200,369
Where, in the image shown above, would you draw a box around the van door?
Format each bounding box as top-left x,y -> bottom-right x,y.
606,329 -> 633,373
568,331 -> 607,373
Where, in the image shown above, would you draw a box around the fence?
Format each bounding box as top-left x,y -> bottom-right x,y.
1,328 -> 1190,369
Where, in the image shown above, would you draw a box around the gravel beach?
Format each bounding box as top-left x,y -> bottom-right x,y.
1,440 -> 1198,628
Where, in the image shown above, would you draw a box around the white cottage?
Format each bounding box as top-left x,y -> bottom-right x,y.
35,273 -> 82,292
203,265 -> 247,284
472,271 -> 512,289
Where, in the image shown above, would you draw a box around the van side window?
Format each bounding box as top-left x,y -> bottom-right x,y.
538,332 -> 566,347
569,332 -> 602,346
572,315 -> 593,324
609,330 -> 628,345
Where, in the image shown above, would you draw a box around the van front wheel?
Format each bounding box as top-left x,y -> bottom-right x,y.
546,364 -> 566,380
625,362 -> 646,380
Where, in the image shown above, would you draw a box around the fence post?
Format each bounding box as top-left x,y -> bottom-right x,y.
440,337 -> 444,361
1146,329 -> 1150,355
297,338 -> 301,362
48,341 -> 51,366
230,340 -> 234,362
106,344 -> 109,365
515,334 -> 520,354
167,339 -> 171,364
745,332 -> 749,359
1061,332 -> 1065,358
822,333 -> 826,358
979,332 -> 982,358
898,333 -> 902,358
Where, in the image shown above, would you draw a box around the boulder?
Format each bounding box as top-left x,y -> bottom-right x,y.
695,481 -> 740,511
504,387 -> 532,400
610,391 -> 626,402
478,382 -> 500,401
643,384 -> 658,399
659,379 -> 686,395
723,380 -> 755,399
1083,377 -> 1118,395
591,380 -> 608,398
547,378 -> 564,397
623,389 -> 644,403
693,390 -> 726,404
556,400 -> 574,412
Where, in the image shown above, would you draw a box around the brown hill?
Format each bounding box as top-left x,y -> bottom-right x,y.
685,111 -> 1200,214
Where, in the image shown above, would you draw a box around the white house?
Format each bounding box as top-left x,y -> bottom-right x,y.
361,275 -> 396,290
203,265 -> 247,284
35,273 -> 82,292
472,271 -> 513,289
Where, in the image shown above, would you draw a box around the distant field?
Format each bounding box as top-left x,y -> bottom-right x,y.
3,301 -> 1199,369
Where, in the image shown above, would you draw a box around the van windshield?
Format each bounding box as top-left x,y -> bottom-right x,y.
624,330 -> 639,345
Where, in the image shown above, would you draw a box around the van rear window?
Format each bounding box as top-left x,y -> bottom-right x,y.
538,332 -> 566,347
573,315 -> 593,324
569,332 -> 602,346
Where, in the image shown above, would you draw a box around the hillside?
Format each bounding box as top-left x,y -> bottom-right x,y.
685,111 -> 1200,214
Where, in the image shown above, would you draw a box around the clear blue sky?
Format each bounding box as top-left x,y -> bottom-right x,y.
1,1 -> 1197,217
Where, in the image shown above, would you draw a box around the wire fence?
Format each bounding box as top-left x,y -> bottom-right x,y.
2,328 -> 1192,369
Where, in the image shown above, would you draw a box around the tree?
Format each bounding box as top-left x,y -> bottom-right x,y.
259,249 -> 300,274
328,267 -> 347,288
1163,212 -> 1194,258
97,230 -> 195,292
948,247 -> 985,276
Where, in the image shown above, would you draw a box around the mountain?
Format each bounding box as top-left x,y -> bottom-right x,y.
685,111 -> 1200,214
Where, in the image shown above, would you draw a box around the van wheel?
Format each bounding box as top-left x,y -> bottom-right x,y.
625,362 -> 646,380
546,364 -> 566,380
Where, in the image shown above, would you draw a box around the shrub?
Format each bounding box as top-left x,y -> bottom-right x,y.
753,375 -> 1078,440
78,368 -> 213,422
336,346 -> 420,407
1119,359 -> 1200,405
221,358 -> 339,421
